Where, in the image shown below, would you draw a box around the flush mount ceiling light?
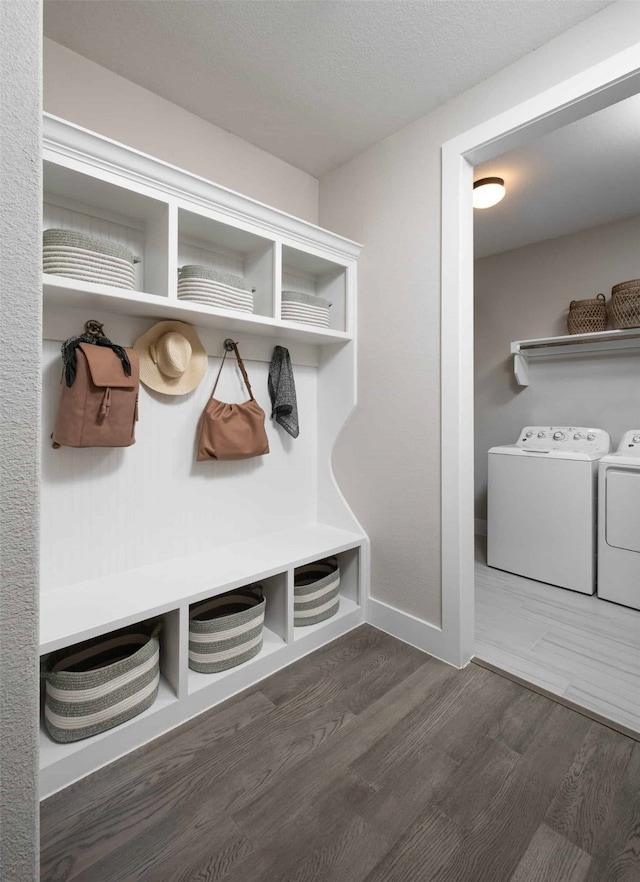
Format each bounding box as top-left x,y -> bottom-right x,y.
473,177 -> 506,209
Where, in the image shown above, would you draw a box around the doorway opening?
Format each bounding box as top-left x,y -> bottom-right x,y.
471,92 -> 640,734
440,47 -> 640,697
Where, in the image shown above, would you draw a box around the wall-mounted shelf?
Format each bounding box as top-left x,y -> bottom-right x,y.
511,328 -> 640,386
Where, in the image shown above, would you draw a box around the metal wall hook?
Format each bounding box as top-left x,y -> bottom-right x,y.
84,319 -> 105,337
223,338 -> 237,351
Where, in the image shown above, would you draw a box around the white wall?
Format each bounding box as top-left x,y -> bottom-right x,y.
0,2 -> 41,879
44,38 -> 319,224
41,326 -> 318,591
475,216 -> 640,521
320,2 -> 640,626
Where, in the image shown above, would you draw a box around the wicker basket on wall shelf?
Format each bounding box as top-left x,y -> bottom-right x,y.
609,279 -> 640,330
567,293 -> 607,335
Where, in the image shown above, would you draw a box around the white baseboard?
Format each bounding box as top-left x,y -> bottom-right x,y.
475,518 -> 487,537
367,597 -> 464,668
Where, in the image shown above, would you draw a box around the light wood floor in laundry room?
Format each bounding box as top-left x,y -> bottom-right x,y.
41,624 -> 640,882
475,536 -> 640,735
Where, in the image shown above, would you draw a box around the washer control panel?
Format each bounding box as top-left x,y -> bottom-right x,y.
516,426 -> 610,455
614,429 -> 640,457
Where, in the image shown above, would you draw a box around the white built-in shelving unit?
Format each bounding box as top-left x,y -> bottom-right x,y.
40,114 -> 369,798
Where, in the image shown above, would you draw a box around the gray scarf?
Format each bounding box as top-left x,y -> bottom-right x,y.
268,346 -> 299,438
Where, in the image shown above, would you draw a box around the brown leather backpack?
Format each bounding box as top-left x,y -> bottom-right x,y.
52,322 -> 140,449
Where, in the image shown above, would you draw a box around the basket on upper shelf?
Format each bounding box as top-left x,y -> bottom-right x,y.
609,279 -> 640,330
43,228 -> 137,291
281,291 -> 331,328
177,265 -> 254,314
567,293 -> 607,335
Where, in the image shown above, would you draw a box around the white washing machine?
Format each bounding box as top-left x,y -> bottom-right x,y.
598,430 -> 640,610
488,426 -> 610,594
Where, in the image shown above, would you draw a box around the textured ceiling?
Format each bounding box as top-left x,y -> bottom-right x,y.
43,0 -> 612,177
474,92 -> 640,258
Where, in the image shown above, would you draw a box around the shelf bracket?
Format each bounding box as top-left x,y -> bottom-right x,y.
513,352 -> 529,387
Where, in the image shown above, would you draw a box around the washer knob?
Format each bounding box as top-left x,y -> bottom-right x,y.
525,431 -> 533,438
553,431 -> 565,441
587,433 -> 595,441
537,431 -> 545,438
573,433 -> 583,441
633,435 -> 640,443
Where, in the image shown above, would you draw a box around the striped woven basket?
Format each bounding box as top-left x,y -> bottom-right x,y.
189,588 -> 265,673
43,228 -> 136,263
44,625 -> 161,744
294,557 -> 340,627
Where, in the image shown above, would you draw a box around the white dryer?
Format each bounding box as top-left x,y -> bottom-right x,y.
598,430 -> 640,610
488,426 -> 610,594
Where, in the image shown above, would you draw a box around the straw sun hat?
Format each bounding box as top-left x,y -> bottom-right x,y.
133,321 -> 207,395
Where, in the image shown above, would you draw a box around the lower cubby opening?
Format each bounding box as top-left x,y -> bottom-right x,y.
293,546 -> 361,641
39,610 -> 180,763
292,595 -> 360,640
39,676 -> 177,769
187,572 -> 288,694
187,627 -> 286,694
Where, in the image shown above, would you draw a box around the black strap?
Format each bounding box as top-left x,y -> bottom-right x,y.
210,340 -> 254,400
61,320 -> 131,387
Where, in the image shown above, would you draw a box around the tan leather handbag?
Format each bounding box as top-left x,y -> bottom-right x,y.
52,321 -> 139,449
196,339 -> 269,462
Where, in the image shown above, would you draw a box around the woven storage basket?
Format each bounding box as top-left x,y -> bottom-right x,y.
189,588 -> 265,673
44,625 -> 161,744
610,280 -> 640,330
294,557 -> 340,627
178,265 -> 251,291
567,293 -> 607,334
282,290 -> 332,309
44,229 -> 135,263
43,229 -> 137,290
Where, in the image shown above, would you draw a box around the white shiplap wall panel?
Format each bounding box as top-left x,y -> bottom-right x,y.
41,341 -> 317,591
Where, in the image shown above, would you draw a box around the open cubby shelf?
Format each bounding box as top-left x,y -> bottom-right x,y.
39,676 -> 178,770
40,115 -> 368,799
42,117 -> 357,341
40,523 -> 364,653
293,595 -> 360,641
39,538 -> 365,798
43,275 -> 352,344
187,627 -> 286,694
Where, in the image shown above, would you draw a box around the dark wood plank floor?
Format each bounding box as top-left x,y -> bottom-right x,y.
40,625 -> 640,882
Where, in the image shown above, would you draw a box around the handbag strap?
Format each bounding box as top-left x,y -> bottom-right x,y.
210,339 -> 255,401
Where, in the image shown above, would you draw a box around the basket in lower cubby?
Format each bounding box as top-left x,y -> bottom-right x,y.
42,622 -> 163,744
187,572 -> 288,694
293,556 -> 340,626
293,546 -> 360,639
189,585 -> 265,673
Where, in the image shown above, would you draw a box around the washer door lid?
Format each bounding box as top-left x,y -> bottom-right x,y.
606,469 -> 640,552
